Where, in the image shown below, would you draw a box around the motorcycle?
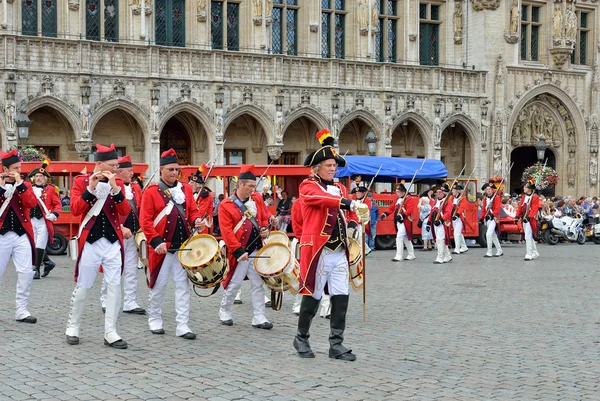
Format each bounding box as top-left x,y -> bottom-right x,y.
589,215 -> 600,245
543,213 -> 586,245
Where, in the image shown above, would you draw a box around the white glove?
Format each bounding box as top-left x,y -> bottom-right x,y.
45,213 -> 58,221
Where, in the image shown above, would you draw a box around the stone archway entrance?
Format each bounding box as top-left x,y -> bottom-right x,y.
160,118 -> 191,165
509,147 -> 556,195
391,120 -> 426,158
338,118 -> 372,155
28,106 -> 77,160
440,123 -> 472,176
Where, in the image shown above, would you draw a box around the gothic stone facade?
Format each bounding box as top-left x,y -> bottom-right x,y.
0,0 -> 598,196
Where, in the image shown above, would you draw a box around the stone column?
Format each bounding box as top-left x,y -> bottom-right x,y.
148,85 -> 161,174
214,90 -> 225,165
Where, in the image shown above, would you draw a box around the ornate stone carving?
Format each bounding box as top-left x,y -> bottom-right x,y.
41,75 -> 53,94
511,103 -> 562,147
243,86 -> 253,104
471,0 -> 500,12
510,0 -> 519,34
301,90 -> 310,105
433,117 -> 441,149
567,158 -> 575,186
5,79 -> 16,101
80,104 -> 91,133
590,117 -> 599,153
553,4 -> 563,40
408,34 -> 417,41
310,24 -> 318,33
358,0 -> 369,36
180,83 -> 191,99
355,92 -> 364,108
253,0 -> 262,25
493,150 -> 502,177
68,0 -> 79,11
453,1 -> 463,45
5,99 -> 15,130
406,95 -> 415,109
113,79 -> 126,96
80,80 -> 91,104
197,0 -> 207,22
454,98 -> 463,112
75,140 -> 93,160
274,95 -> 284,145
496,54 -> 505,85
151,103 -> 160,133
590,159 -> 598,185
481,117 -> 489,148
268,145 -> 283,160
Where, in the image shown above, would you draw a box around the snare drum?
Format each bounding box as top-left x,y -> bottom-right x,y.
263,230 -> 290,246
178,234 -> 228,289
134,230 -> 148,267
254,242 -> 298,294
348,238 -> 362,267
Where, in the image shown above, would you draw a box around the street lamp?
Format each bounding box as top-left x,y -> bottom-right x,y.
365,129 -> 378,156
535,137 -> 548,161
15,112 -> 32,145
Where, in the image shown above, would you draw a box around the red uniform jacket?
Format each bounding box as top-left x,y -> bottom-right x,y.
34,184 -> 62,244
451,196 -> 468,234
71,175 -> 130,282
120,182 -> 142,226
429,196 -> 454,245
139,181 -> 201,289
298,177 -> 358,296
194,192 -> 214,234
218,191 -> 269,290
481,195 -> 501,220
383,195 -> 416,241
0,181 -> 37,263
291,199 -> 303,237
517,193 -> 540,238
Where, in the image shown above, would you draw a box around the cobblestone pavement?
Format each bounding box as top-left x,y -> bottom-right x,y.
1,242 -> 599,401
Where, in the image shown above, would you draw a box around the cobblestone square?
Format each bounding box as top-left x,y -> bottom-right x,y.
1,243 -> 599,400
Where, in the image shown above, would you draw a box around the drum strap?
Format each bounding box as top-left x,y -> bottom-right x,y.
230,195 -> 261,233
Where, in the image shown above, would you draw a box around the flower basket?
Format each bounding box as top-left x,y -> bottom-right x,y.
12,146 -> 48,162
521,162 -> 559,190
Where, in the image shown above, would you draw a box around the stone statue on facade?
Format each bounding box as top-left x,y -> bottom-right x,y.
80,103 -> 91,132
151,103 -> 160,133
434,117 -> 442,147
590,159 -> 598,186
215,107 -> 224,142
274,109 -> 284,144
453,2 -> 463,43
495,54 -> 505,85
565,8 -> 577,40
567,158 -> 575,186
357,0 -> 369,33
197,0 -> 207,21
510,0 -> 519,34
553,5 -> 563,39
253,0 -> 262,17
493,151 -> 502,177
5,100 -> 15,130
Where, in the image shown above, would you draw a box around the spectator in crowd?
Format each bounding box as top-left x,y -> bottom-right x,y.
213,194 -> 224,235
367,192 -> 379,250
59,189 -> 70,206
276,190 -> 292,232
418,191 -> 433,251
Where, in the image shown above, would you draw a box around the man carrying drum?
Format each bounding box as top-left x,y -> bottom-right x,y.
294,129 -> 369,362
218,165 -> 273,330
189,164 -> 213,234
139,149 -> 203,340
100,155 -> 146,315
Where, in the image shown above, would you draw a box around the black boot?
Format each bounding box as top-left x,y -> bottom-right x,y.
328,295 -> 356,361
33,248 -> 44,279
293,296 -> 320,358
42,249 -> 56,277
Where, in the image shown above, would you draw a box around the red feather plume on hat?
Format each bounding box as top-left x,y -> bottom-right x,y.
240,164 -> 255,175
1,149 -> 18,159
96,143 -> 116,152
161,148 -> 177,158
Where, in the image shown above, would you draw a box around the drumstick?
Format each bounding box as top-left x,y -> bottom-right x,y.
247,256 -> 271,259
173,248 -> 192,251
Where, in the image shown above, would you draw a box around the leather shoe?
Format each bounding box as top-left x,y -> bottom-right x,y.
265,300 -> 272,307
297,350 -> 315,358
331,351 -> 357,361
252,322 -> 273,330
104,339 -> 128,349
483,254 -> 493,258
179,332 -> 196,340
151,329 -> 165,335
66,335 -> 79,345
42,261 -> 56,277
233,299 -> 243,305
391,258 -> 401,262
17,316 -> 37,324
33,269 -> 40,279
494,253 -> 504,257
221,319 -> 233,326
102,307 -> 106,313
123,307 -> 146,315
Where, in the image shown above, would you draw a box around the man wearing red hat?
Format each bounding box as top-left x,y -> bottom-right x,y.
218,164 -> 274,329
516,181 -> 540,261
0,149 -> 38,324
189,164 -> 213,234
294,129 -> 369,362
65,143 -> 131,349
429,184 -> 454,264
28,159 -> 62,279
100,155 -> 145,315
480,182 -> 503,257
140,148 -> 203,340
381,183 -> 416,262
450,184 -> 469,254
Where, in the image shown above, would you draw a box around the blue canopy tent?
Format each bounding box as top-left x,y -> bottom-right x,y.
335,156 -> 448,182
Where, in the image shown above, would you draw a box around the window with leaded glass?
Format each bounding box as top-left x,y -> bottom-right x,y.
419,2 -> 440,66
211,1 -> 240,51
85,0 -> 119,42
86,0 -> 101,41
272,0 -> 299,55
41,0 -> 57,37
374,0 -> 398,62
322,0 -> 346,58
155,0 -> 185,47
520,4 -> 541,62
571,10 -> 591,65
104,0 -> 119,42
22,0 -> 38,36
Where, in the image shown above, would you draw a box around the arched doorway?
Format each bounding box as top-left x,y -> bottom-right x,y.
391,120 -> 426,158
223,114 -> 267,165
440,123 -> 472,176
510,147 -> 556,196
338,119 -> 372,155
160,118 -> 191,165
93,109 -> 145,161
28,106 -> 76,160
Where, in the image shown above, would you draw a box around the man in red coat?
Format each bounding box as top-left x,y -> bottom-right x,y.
100,155 -> 146,315
28,159 -> 62,279
381,184 -> 416,262
65,144 -> 131,349
0,150 -> 38,323
516,181 -> 540,261
218,165 -> 273,329
189,165 -> 213,234
294,129 -> 369,362
140,149 -> 202,340
450,184 -> 469,254
480,182 -> 503,257
430,184 -> 454,264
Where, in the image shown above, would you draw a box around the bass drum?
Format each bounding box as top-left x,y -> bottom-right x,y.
178,234 -> 228,293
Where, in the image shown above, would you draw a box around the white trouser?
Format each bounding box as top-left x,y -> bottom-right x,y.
523,221 -> 538,258
311,247 -> 349,301
320,294 -> 331,317
292,293 -> 302,314
485,219 -> 502,255
452,218 -> 466,251
219,251 -> 268,325
101,236 -> 141,311
434,223 -> 446,241
394,221 -> 413,259
31,217 -> 48,249
0,232 -> 34,319
148,252 -> 192,336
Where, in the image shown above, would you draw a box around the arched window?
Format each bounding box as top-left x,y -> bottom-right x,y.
156,0 -> 186,47
86,0 -> 118,42
211,1 -> 240,51
22,0 -> 57,37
